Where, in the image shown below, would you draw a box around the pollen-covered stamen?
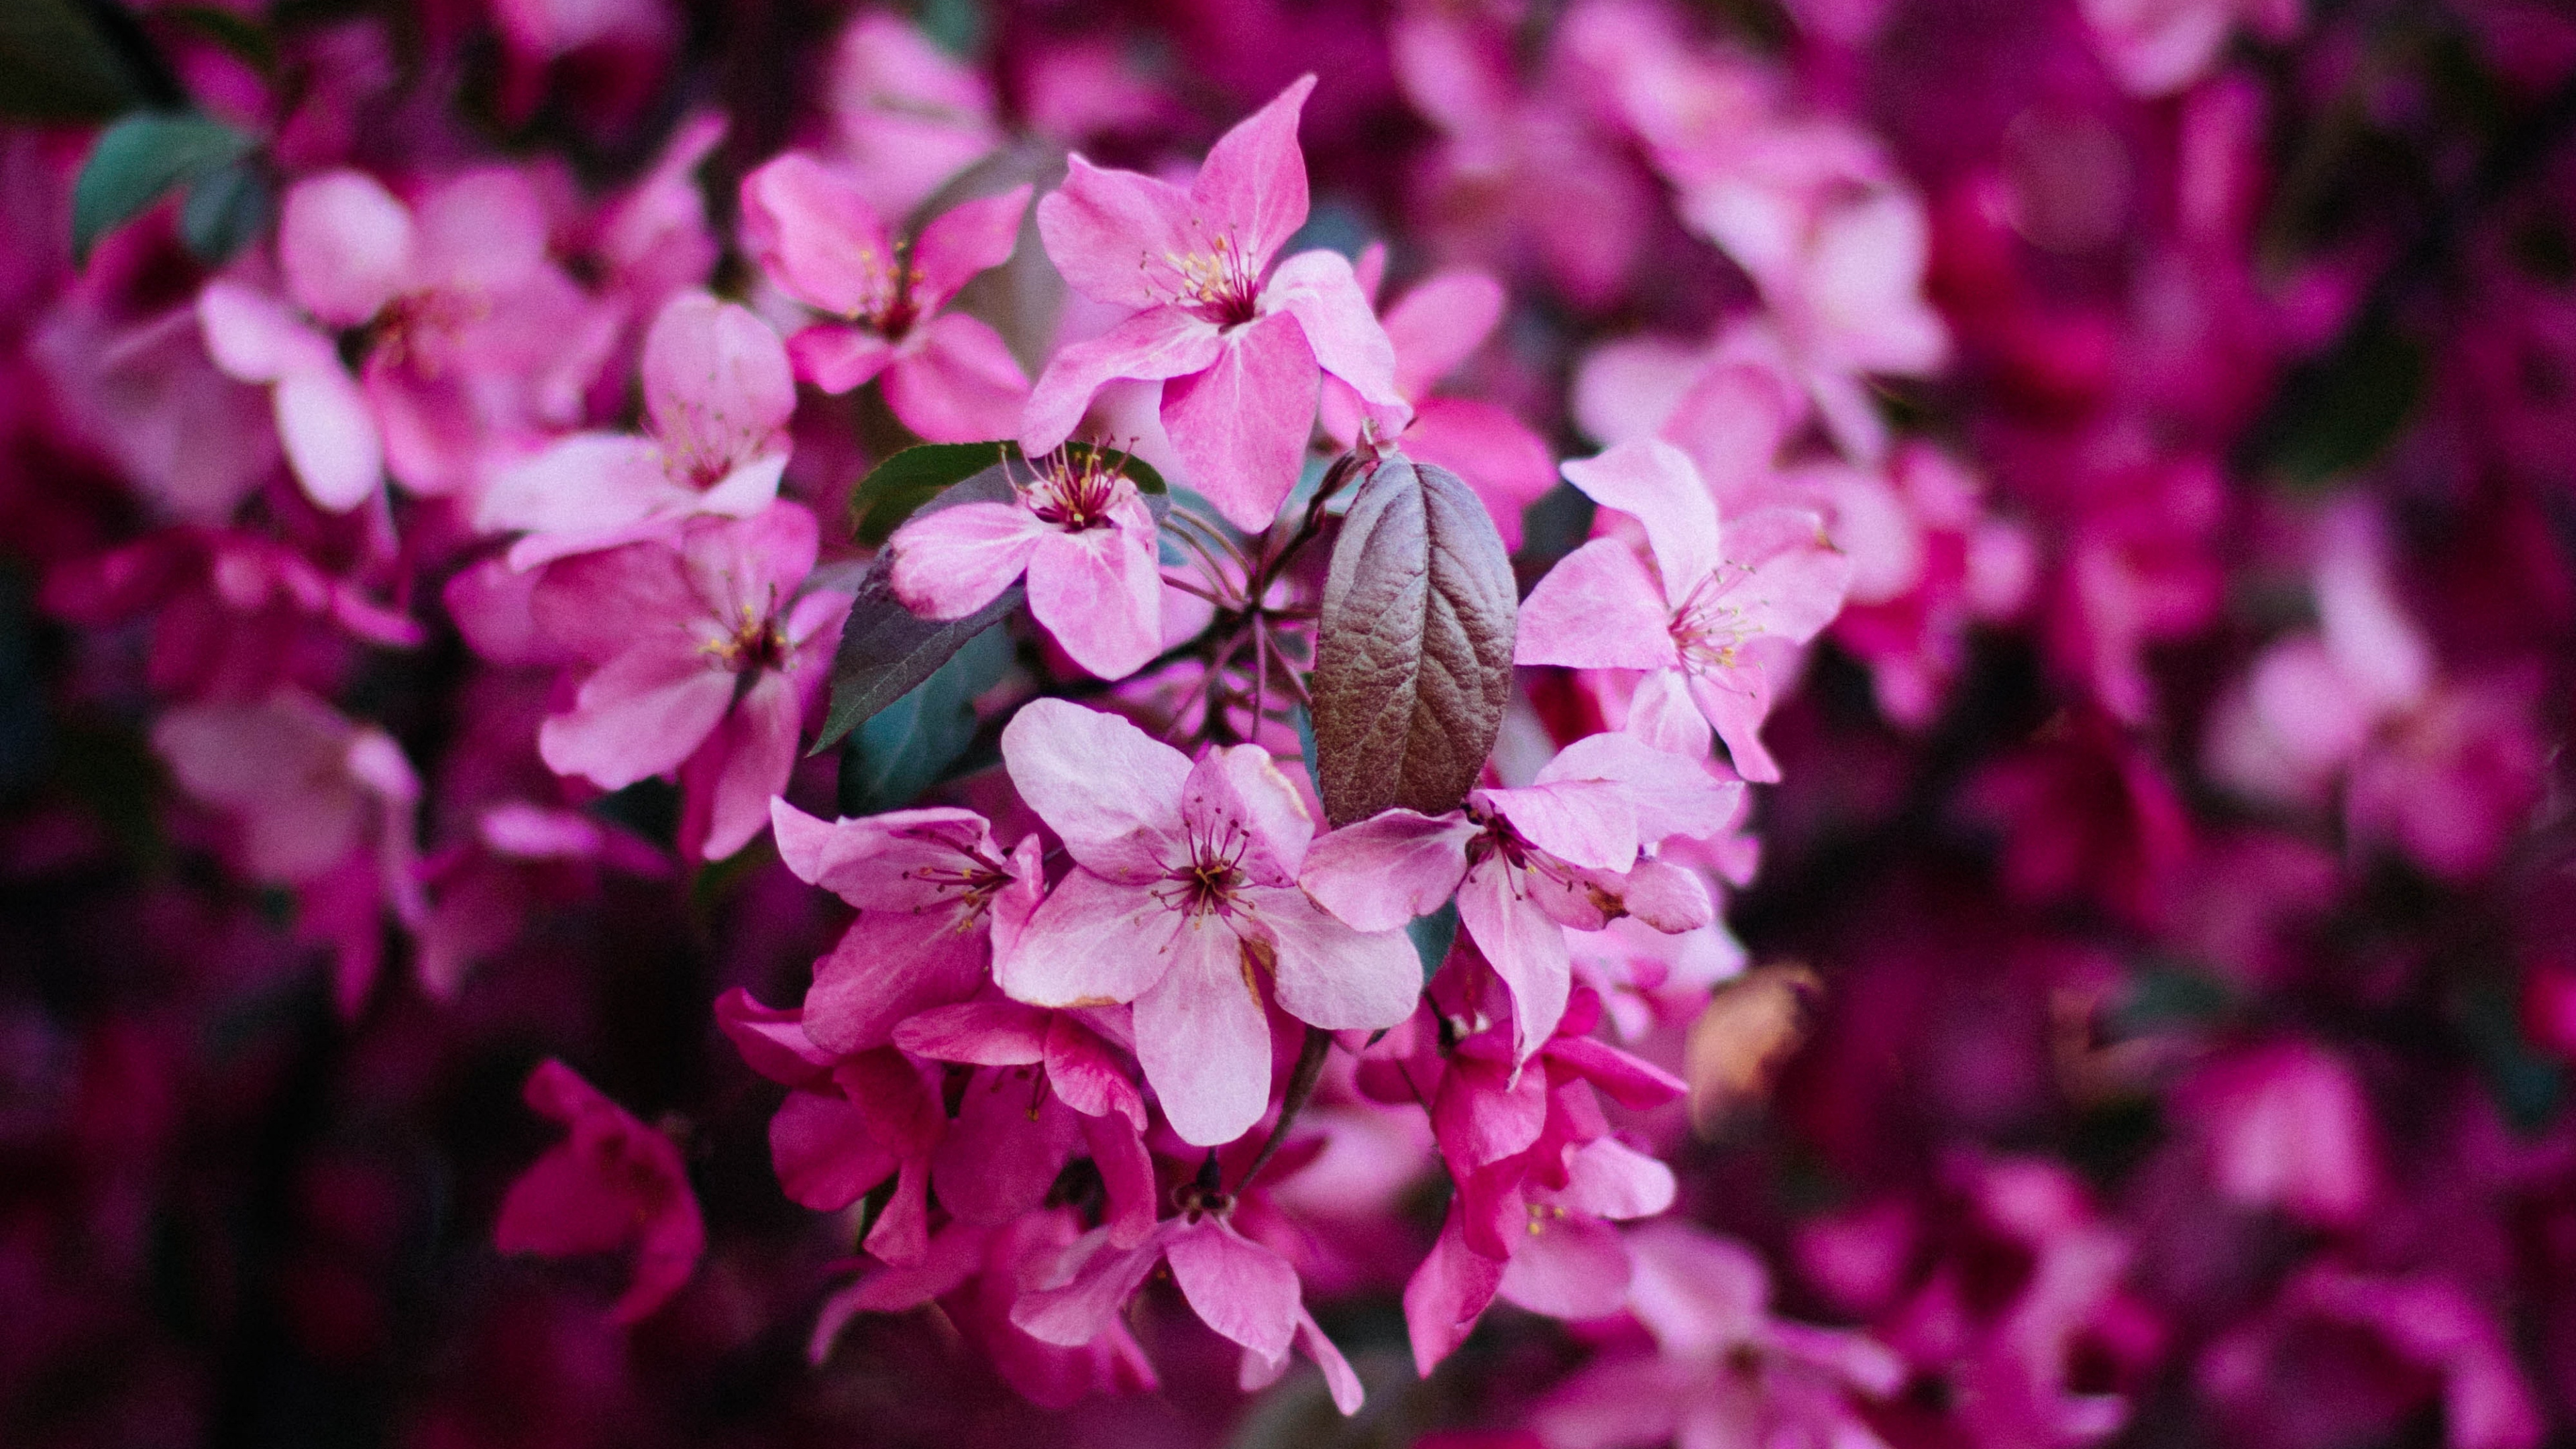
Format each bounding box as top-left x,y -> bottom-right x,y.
1016,446 -> 1135,531
1154,816 -> 1255,920
1152,226 -> 1263,327
1670,566 -> 1755,672
367,286 -> 490,373
846,240 -> 925,339
703,597 -> 790,674
894,835 -> 1018,931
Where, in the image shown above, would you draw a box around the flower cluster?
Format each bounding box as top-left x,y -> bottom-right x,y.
5,0 -> 2576,1446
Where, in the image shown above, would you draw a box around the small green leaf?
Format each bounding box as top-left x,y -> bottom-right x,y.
849,441 -> 1006,547
178,158 -> 269,265
1405,901 -> 1459,985
839,623 -> 1013,812
74,111 -> 256,263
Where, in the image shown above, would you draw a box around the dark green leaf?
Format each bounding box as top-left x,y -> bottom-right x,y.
2261,317 -> 2422,486
849,441 -> 1006,547
73,111 -> 255,263
816,566 -> 1021,753
1405,901 -> 1460,985
839,623 -> 1013,812
1311,454 -> 1518,826
178,158 -> 268,265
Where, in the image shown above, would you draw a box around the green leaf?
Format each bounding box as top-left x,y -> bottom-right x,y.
178,158 -> 269,265
849,441 -> 1006,547
839,623 -> 1013,812
1405,901 -> 1459,985
2261,316 -> 2423,486
74,111 -> 255,263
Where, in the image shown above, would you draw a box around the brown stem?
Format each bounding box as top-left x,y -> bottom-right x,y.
1234,1025 -> 1334,1194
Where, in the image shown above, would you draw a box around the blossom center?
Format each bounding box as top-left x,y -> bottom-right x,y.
1162,230 -> 1263,327
1156,819 -> 1253,920
368,286 -> 486,373
849,243 -> 924,339
1018,447 -> 1134,531
1670,570 -> 1750,672
706,602 -> 789,674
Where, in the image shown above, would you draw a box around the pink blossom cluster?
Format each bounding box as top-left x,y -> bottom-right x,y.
5,1 -> 2576,1447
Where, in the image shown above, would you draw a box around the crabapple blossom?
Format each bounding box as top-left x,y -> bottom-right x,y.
494,1059 -> 704,1324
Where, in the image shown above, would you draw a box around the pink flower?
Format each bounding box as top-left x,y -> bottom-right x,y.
152,687 -> 427,1014
769,800 -> 1042,1055
478,290 -> 796,568
2178,1041 -> 2376,1228
1302,731 -> 1739,1064
199,167 -> 610,510
1322,258 -> 1557,551
993,698 -> 1421,1146
1020,75 -> 1409,530
885,446 -> 1163,679
528,502 -> 847,861
494,1059 -> 704,1323
741,153 -> 1031,441
1013,1205 -> 1363,1415
823,13 -> 1004,217
2082,0 -> 2302,96
1516,440 -> 1850,782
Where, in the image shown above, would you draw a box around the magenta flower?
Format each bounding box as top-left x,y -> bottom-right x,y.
478,290 -> 796,568
771,800 -> 1042,1055
1516,439 -> 1851,782
494,1059 -> 705,1324
1019,74 -> 1409,530
885,446 -> 1163,679
529,502 -> 847,861
741,152 -> 1030,441
1014,1207 -> 1362,1415
1302,731 -> 1739,1064
993,698 -> 1421,1146
199,166 -> 609,510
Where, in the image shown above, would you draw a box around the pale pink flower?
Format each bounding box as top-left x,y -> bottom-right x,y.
529,502 -> 847,861
1302,731 -> 1739,1064
885,447 -> 1163,679
994,698 -> 1421,1146
1516,440 -> 1851,782
1020,75 -> 1409,530
478,290 -> 794,568
823,13 -> 1004,217
741,153 -> 1030,441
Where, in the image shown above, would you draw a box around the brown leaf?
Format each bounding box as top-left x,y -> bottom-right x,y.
1311,454 -> 1518,826
1685,963 -> 1821,1134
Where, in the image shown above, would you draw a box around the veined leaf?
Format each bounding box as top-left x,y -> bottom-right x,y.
73,110 -> 255,262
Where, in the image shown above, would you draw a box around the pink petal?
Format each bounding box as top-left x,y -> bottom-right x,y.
1132,920 -> 1276,1145
1664,361 -> 1794,502
912,184 -> 1032,311
1020,305 -> 1222,458
997,698 -> 1189,876
1403,1203 -> 1508,1375
1187,74 -> 1316,276
1299,810 -> 1477,932
932,1070 -> 1080,1224
1385,270 -> 1505,397
1686,661 -> 1782,784
996,869 -> 1183,1009
279,170 -> 416,327
1723,507 -> 1850,643
1160,308 -> 1320,531
539,643 -> 734,788
411,167 -> 550,291
1529,731 -> 1746,848
641,291 -> 795,465
1265,248 -> 1406,415
1165,1219 -> 1301,1360
882,313 -> 1032,443
1458,860 -> 1573,1062
1401,398 -> 1554,553
1026,513 -> 1163,680
888,500 -> 1046,620
1496,1214 -> 1633,1320
739,152 -> 896,317
476,432 -> 678,538
894,998 -> 1050,1065
1296,1312 -> 1366,1414
1013,1224 -> 1167,1346
1036,154 -> 1206,311
1180,744 -> 1316,885
714,987 -> 835,1085
1079,1111 -> 1159,1247
272,364 -> 384,513
789,323 -> 898,394
769,800 -> 998,909
494,1145 -> 636,1256
1548,1138 -> 1678,1220
806,912 -> 991,1054
1256,886 -> 1423,1031
527,533 -> 704,662
1561,441 -> 1724,608
197,280 -> 337,382
768,1087 -> 899,1210
1546,1035 -> 1687,1110
1047,1017 -> 1149,1132
1515,539 -> 1678,671
692,673 -> 804,859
